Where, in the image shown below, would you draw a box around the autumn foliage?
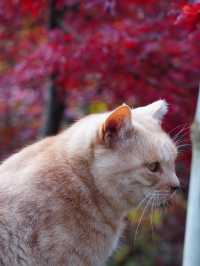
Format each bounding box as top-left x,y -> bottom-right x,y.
0,0 -> 200,265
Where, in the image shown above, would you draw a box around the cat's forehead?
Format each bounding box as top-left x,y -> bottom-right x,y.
139,126 -> 177,163
151,133 -> 177,162
130,112 -> 177,162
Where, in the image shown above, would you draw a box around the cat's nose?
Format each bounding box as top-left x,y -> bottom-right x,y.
170,185 -> 180,194
169,174 -> 180,193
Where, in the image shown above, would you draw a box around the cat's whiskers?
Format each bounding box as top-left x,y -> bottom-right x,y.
168,123 -> 188,136
150,195 -> 156,239
154,193 -> 159,209
177,143 -> 191,153
174,129 -> 190,142
135,193 -> 152,210
172,126 -> 191,154
133,190 -> 170,243
172,125 -> 190,143
155,191 -> 171,209
175,135 -> 190,145
134,194 -> 153,243
175,135 -> 190,146
176,139 -> 190,149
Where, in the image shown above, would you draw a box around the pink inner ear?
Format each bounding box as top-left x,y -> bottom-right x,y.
105,105 -> 132,131
101,105 -> 132,145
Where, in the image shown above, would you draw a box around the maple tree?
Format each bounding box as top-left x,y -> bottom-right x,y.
0,0 -> 200,265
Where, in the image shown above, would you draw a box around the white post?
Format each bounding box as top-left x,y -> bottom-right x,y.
183,87 -> 200,266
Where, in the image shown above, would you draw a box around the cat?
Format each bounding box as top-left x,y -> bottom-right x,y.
0,100 -> 179,266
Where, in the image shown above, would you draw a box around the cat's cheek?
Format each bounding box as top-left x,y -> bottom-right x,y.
134,173 -> 159,187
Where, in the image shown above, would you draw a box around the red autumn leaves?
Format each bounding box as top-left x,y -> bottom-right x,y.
175,2 -> 200,30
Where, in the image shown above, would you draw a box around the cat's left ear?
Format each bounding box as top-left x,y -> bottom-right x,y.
100,104 -> 133,147
145,100 -> 168,123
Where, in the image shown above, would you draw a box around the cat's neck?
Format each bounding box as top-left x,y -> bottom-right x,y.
62,148 -> 123,226
58,122 -> 131,221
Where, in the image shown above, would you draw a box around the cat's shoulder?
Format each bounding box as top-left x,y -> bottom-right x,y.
0,135 -> 57,173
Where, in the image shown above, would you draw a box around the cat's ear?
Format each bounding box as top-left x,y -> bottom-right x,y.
100,104 -> 133,147
144,100 -> 168,123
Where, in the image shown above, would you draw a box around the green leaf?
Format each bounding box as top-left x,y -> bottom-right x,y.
88,101 -> 108,113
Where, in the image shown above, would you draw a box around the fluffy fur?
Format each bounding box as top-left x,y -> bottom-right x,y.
0,100 -> 179,265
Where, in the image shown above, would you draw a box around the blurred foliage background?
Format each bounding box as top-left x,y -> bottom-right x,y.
0,0 -> 200,265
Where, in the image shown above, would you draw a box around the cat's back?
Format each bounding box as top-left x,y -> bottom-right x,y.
0,134 -> 79,265
0,136 -> 62,195
0,136 -> 55,171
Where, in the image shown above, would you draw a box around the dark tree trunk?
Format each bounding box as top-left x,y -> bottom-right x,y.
41,81 -> 65,136
41,0 -> 65,137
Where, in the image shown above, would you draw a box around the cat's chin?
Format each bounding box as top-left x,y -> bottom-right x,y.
158,199 -> 172,209
156,193 -> 176,209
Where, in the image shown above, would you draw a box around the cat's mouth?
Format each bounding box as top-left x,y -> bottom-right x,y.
138,190 -> 177,213
156,192 -> 176,209
149,190 -> 176,210
158,199 -> 172,209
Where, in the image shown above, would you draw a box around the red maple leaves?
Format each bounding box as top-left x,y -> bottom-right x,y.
175,2 -> 200,30
21,0 -> 47,17
0,0 -> 199,167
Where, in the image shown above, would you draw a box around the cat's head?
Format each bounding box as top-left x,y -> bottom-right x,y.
91,100 -> 179,212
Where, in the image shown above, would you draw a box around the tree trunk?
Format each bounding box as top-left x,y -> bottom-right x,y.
41,0 -> 65,136
41,81 -> 65,136
182,86 -> 200,266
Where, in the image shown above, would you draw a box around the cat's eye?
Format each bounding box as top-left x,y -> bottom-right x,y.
147,162 -> 160,172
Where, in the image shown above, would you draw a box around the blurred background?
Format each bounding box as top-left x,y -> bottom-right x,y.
0,0 -> 200,265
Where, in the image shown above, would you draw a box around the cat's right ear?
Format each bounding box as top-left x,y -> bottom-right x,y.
99,104 -> 133,147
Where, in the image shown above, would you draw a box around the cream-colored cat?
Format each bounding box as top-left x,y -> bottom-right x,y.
0,100 -> 179,266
